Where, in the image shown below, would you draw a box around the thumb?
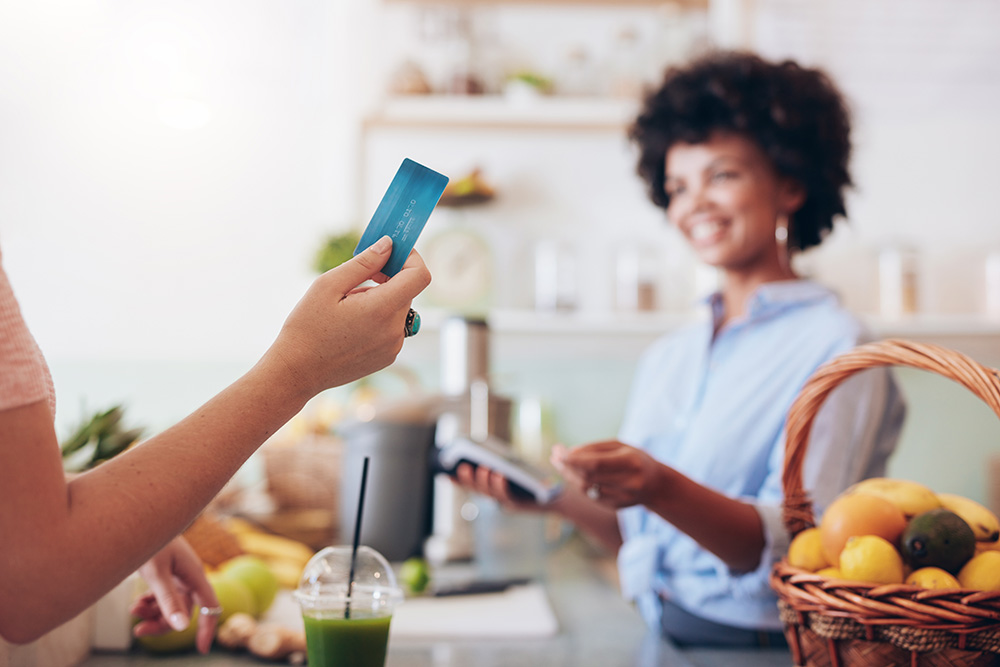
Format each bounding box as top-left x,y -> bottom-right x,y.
327,236 -> 393,292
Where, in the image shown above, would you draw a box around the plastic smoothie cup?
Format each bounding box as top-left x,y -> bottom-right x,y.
294,545 -> 403,667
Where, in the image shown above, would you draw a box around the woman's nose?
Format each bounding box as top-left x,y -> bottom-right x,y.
688,182 -> 711,211
674,183 -> 709,221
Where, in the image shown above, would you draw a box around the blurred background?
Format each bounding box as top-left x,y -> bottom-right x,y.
2,0 -> 1000,522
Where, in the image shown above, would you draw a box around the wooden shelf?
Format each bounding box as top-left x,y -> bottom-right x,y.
365,95 -> 639,131
383,0 -> 706,7
416,307 -> 1000,339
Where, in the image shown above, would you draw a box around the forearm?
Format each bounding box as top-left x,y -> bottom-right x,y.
1,355 -> 310,642
72,355 -> 308,541
551,487 -> 623,553
645,466 -> 765,572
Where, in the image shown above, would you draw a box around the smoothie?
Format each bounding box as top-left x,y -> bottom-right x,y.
302,613 -> 392,667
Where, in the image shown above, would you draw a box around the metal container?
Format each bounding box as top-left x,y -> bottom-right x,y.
339,418 -> 437,561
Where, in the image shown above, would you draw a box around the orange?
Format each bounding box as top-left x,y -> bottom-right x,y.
820,492 -> 907,566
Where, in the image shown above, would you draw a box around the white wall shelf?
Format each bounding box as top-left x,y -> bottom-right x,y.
364,95 -> 640,131
418,307 -> 1000,338
401,308 -> 1000,367
382,0 -> 706,7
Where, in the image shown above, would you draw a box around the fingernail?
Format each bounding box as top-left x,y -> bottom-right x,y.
371,235 -> 392,253
169,612 -> 189,631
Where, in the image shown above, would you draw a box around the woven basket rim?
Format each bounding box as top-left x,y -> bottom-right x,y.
781,338 -> 1000,535
773,338 -> 1000,655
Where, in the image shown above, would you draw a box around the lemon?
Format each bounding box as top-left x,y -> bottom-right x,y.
905,567 -> 961,590
839,535 -> 905,585
788,527 -> 829,572
958,551 -> 1000,591
816,566 -> 843,579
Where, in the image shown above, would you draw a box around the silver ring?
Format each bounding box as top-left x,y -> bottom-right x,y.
404,308 -> 421,338
586,484 -> 601,501
199,606 -> 224,617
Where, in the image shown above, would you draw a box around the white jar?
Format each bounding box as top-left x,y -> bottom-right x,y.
878,246 -> 919,319
986,251 -> 1000,320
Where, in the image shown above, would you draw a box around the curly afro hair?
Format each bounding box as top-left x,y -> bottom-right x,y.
629,51 -> 852,252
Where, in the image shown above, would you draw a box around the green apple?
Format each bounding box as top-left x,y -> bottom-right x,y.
399,557 -> 430,594
207,571 -> 257,622
217,555 -> 279,617
134,613 -> 198,654
135,572 -> 255,654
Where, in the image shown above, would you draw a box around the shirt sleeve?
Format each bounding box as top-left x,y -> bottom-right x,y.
746,364 -> 906,582
0,258 -> 56,414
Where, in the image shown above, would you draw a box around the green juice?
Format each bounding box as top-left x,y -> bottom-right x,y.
302,613 -> 392,667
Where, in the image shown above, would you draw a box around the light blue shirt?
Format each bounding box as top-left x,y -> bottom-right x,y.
616,280 -> 906,633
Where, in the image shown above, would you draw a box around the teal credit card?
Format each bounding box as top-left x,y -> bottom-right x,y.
354,158 -> 449,277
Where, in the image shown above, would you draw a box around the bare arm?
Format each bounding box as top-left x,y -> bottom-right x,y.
0,240 -> 431,643
558,441 -> 764,572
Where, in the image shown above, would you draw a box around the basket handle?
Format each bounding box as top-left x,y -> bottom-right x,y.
781,338 -> 1000,536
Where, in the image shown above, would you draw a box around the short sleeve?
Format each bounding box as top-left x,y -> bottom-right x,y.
0,257 -> 56,414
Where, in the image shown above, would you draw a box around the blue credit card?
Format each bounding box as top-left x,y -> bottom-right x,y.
354,158 -> 449,277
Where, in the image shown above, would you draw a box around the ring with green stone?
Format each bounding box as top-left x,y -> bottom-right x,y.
404,308 -> 421,338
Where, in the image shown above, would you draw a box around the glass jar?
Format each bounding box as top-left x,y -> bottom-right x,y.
878,246 -> 919,318
616,245 -> 658,312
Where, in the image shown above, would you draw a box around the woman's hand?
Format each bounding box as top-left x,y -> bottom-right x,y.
132,536 -> 220,655
453,463 -> 547,512
553,440 -> 668,509
264,237 -> 432,396
452,453 -> 626,553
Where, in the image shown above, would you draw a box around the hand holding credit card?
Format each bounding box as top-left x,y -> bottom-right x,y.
354,158 -> 449,276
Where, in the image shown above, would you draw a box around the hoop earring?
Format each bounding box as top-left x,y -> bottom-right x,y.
775,215 -> 791,274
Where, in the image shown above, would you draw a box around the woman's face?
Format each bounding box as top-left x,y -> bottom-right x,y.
664,132 -> 802,280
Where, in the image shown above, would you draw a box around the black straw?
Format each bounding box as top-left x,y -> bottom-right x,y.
345,456 -> 370,619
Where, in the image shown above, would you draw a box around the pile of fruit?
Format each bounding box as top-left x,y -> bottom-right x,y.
134,553 -> 282,654
136,515 -> 316,660
222,517 -> 317,590
787,478 -> 1000,591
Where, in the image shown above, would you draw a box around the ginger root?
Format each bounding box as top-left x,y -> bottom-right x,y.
216,613 -> 257,650
248,624 -> 307,661
217,612 -> 306,665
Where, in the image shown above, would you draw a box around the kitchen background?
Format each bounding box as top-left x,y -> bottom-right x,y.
2,0 -> 1000,505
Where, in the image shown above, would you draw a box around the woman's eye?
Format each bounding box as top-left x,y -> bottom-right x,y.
711,170 -> 738,182
665,183 -> 685,198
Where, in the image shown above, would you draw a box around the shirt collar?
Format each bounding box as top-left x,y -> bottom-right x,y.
706,280 -> 837,327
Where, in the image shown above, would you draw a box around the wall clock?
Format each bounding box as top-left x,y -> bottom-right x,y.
420,227 -> 493,315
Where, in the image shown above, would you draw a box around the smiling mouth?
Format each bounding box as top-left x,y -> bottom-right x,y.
689,220 -> 725,243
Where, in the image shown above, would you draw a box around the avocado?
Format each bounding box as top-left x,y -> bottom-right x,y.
901,509 -> 976,574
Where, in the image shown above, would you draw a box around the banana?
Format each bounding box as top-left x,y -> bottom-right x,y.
976,540 -> 1000,555
235,531 -> 315,566
221,516 -> 261,536
937,493 -> 1000,543
845,478 -> 941,519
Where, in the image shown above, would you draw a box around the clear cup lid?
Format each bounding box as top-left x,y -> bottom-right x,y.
294,545 -> 403,612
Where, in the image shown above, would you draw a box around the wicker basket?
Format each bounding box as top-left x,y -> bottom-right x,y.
262,434 -> 343,511
770,338 -> 1000,667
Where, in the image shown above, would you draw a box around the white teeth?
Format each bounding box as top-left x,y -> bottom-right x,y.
690,221 -> 722,241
